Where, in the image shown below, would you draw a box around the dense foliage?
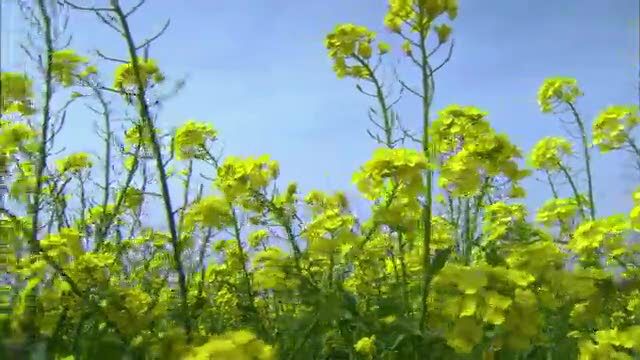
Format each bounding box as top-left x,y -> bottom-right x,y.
2,0 -> 640,359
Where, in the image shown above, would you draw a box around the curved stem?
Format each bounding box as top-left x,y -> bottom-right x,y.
96,135 -> 141,249
557,163 -> 586,220
467,178 -> 490,263
111,0 -> 191,341
625,136 -> 640,174
545,170 -> 559,199
567,101 -> 595,219
354,56 -> 393,147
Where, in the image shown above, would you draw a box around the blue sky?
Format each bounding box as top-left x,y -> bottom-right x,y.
2,0 -> 639,222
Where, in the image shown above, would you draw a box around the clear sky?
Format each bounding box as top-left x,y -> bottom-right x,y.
2,0 -> 639,222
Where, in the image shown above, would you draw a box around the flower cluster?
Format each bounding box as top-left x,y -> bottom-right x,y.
324,24 -> 389,79
384,0 -> 458,33
185,330 -> 275,360
1,72 -> 35,115
430,263 -> 539,353
528,136 -> 573,171
535,196 -> 582,227
51,49 -> 96,86
303,191 -> 355,255
353,147 -> 428,200
354,335 -> 376,358
0,121 -> 37,158
215,155 -> 280,202
568,215 -> 631,265
184,195 -> 232,230
113,58 -> 165,92
174,120 -> 218,160
592,105 -> 639,152
432,105 -> 528,196
537,77 -> 583,113
124,123 -> 158,155
55,152 -> 93,175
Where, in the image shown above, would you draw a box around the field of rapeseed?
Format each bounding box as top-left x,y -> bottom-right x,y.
1,0 -> 639,359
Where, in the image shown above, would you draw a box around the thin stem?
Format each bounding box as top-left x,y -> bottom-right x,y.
354,56 -> 393,147
24,0 -> 55,349
30,0 -> 55,253
94,88 -> 112,215
417,8 -> 435,331
177,160 -> 193,239
546,171 -> 559,199
626,136 -> 640,174
463,197 -> 471,262
230,206 -> 266,337
397,232 -> 410,315
567,101 -> 596,219
78,175 -> 87,231
95,138 -> 141,248
558,163 -> 586,220
111,0 -> 191,340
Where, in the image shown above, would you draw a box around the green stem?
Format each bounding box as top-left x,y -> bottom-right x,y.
196,228 -> 213,276
546,170 -> 570,236
93,87 -> 112,218
230,206 -> 266,337
354,56 -> 393,147
96,134 -> 141,249
177,160 -> 193,239
626,136 -> 640,173
462,198 -> 472,264
558,162 -> 586,220
397,232 -> 410,315
111,0 -> 191,340
418,13 -> 435,331
30,0 -> 54,253
468,178 -> 490,245
546,171 -> 559,199
25,0 -> 54,348
567,101 -> 596,219
194,226 -> 214,317
78,176 -> 87,231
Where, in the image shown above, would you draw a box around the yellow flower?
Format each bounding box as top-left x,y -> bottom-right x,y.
184,196 -> 232,229
120,187 -> 144,210
353,147 -> 428,200
215,155 -> 280,201
113,58 -> 165,91
434,23 -> 453,44
248,229 -> 269,248
1,72 -> 36,115
174,120 -> 218,160
401,40 -> 412,56
537,77 -> 583,113
592,105 -> 639,152
55,152 -> 93,174
529,136 -> 573,171
185,330 -> 275,360
377,41 -> 391,55
324,23 -> 381,79
354,335 -> 376,357
0,122 -> 37,156
446,317 -> 483,353
51,49 -> 93,86
536,197 -> 581,226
